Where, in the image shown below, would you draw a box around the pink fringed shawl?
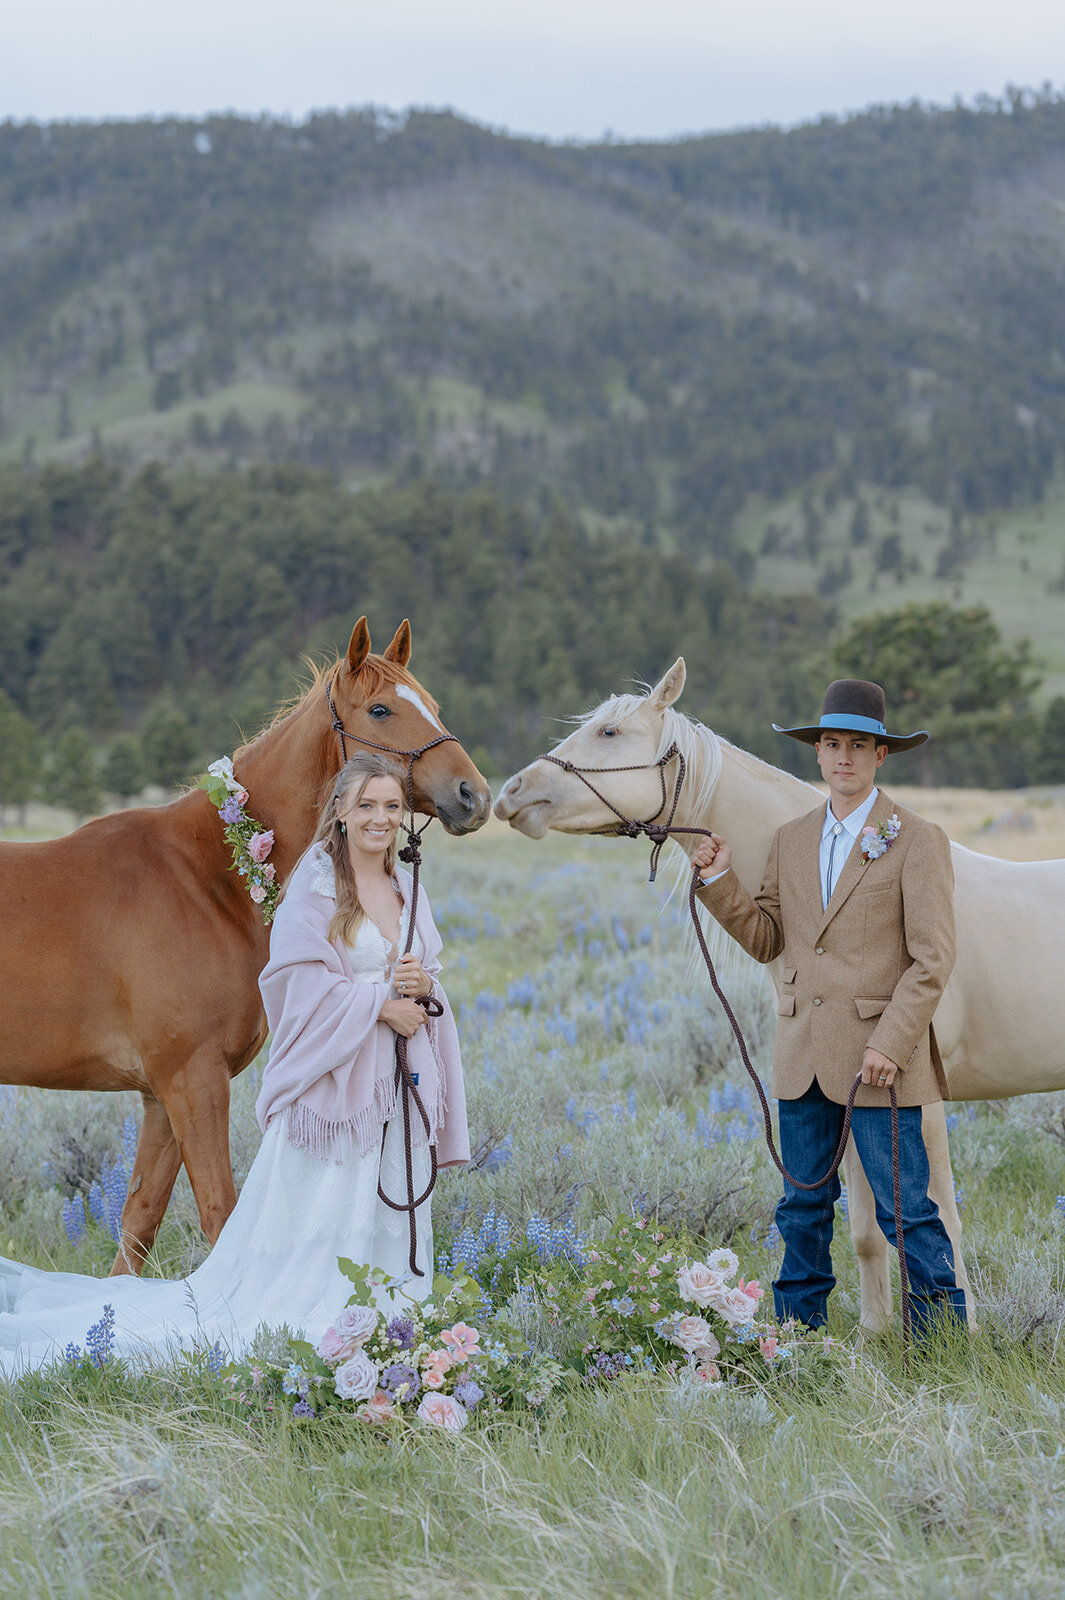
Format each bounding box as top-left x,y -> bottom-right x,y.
255,845 -> 470,1167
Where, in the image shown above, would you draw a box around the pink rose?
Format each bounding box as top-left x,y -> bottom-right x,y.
334,1351 -> 379,1402
671,1314 -> 717,1355
677,1262 -> 730,1308
440,1323 -> 481,1361
425,1348 -> 456,1373
248,830 -> 274,863
316,1326 -> 350,1365
262,863 -> 276,882
695,1360 -> 722,1383
318,1305 -> 378,1365
417,1394 -> 468,1432
357,1391 -> 397,1424
249,883 -> 266,903
234,788 -> 249,806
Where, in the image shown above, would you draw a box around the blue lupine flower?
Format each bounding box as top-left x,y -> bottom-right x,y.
207,1342 -> 225,1378
63,1194 -> 87,1243
64,1342 -> 81,1367
85,1305 -> 115,1369
1055,1197 -> 1065,1219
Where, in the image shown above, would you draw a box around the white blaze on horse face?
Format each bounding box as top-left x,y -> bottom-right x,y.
395,684 -> 444,732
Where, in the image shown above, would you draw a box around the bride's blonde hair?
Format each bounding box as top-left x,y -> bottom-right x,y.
312,751 -> 407,946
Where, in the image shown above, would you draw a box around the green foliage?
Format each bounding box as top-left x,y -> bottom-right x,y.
100,735 -> 143,801
139,699 -> 200,789
831,601 -> 1041,784
1032,695 -> 1065,785
0,689 -> 40,815
48,728 -> 102,821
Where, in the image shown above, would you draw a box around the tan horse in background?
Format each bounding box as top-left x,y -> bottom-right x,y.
0,619 -> 491,1274
495,658 -> 1065,1330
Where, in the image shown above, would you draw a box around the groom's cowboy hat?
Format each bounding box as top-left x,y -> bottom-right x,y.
773,679 -> 930,753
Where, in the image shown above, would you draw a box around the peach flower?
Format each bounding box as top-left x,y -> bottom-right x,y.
417,1394 -> 468,1432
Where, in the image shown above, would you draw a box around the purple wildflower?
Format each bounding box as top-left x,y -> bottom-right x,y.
220,795 -> 245,825
292,1399 -> 317,1419
85,1305 -> 115,1369
379,1363 -> 421,1401
385,1315 -> 416,1351
452,1379 -> 484,1411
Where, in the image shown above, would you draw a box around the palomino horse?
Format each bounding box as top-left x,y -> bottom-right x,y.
0,619 -> 491,1274
495,659 -> 1065,1331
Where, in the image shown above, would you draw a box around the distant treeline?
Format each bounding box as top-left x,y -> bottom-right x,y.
3,92 -> 1065,562
0,461 -> 1060,813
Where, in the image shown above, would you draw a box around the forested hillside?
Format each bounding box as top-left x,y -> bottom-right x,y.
1,93 -> 1064,800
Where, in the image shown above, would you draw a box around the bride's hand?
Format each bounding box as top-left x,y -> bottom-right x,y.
393,954 -> 432,999
379,998 -> 430,1038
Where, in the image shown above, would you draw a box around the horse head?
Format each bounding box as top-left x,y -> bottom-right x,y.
495,659 -> 688,837
328,618 -> 491,835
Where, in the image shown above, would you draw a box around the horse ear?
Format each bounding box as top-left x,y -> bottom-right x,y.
382,620 -> 412,667
346,617 -> 372,674
647,658 -> 686,710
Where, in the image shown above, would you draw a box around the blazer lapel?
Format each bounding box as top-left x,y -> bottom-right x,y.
814,788 -> 896,939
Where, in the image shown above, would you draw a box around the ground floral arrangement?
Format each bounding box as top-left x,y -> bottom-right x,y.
220,1224 -> 857,1432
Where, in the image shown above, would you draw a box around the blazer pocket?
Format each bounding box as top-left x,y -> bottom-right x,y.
777,995 -> 796,1016
854,997 -> 891,1020
783,968 -> 797,984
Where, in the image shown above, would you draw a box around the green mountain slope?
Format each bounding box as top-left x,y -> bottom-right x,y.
1,93 -> 1064,702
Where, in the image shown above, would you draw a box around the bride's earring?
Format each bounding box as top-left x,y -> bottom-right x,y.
338,821 -> 346,834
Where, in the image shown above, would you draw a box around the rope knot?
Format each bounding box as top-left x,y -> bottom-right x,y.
398,840 -> 421,866
619,820 -> 643,839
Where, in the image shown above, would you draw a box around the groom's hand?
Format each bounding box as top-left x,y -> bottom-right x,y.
861,1047 -> 898,1089
691,834 -> 731,878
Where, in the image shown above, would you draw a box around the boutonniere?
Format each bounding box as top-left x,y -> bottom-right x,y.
860,814 -> 901,861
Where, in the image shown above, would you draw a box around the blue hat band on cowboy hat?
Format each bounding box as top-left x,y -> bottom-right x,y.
817,712 -> 887,737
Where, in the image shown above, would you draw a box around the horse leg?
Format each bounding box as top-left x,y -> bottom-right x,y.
843,1143 -> 893,1332
109,1093 -> 184,1276
161,1055 -> 238,1248
921,1101 -> 975,1325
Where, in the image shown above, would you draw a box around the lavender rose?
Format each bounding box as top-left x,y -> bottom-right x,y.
334,1351 -> 380,1402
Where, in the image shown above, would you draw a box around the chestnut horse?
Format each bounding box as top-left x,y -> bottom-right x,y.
0,619 -> 491,1274
495,659 -> 1065,1331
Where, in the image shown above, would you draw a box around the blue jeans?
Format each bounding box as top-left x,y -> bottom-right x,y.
773,1079 -> 967,1339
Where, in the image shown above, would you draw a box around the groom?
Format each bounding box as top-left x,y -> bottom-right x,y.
692,679 -> 967,1337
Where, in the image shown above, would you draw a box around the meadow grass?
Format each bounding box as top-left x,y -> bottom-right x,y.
1,817 -> 1064,1596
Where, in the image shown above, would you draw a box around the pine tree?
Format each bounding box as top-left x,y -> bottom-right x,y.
51,729 -> 102,822
0,690 -> 41,823
101,735 -> 145,803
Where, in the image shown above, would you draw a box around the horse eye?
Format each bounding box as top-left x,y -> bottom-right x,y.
600,726 -> 618,738
368,704 -> 391,719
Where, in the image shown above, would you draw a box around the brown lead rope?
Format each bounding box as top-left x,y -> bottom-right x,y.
537,749 -> 912,1346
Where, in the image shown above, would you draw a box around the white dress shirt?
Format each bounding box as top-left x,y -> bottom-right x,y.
820,787 -> 879,908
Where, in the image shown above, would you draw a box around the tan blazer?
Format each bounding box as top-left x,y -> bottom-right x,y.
698,789 -> 955,1108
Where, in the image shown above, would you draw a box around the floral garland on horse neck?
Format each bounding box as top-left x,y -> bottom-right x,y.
198,757 -> 279,925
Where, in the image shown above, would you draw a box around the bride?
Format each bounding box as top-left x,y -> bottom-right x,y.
0,753 -> 469,1376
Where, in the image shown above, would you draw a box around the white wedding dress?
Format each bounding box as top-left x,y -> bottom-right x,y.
0,913 -> 433,1378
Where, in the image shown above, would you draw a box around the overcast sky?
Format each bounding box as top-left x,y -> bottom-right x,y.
4,1 -> 1063,141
